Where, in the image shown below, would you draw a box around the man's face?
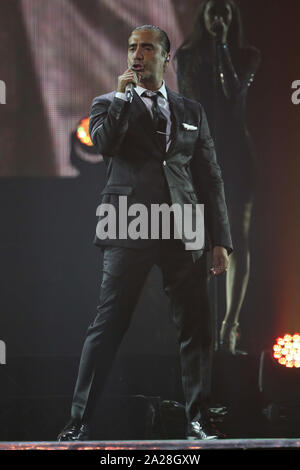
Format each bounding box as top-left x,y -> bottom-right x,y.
127,29 -> 169,86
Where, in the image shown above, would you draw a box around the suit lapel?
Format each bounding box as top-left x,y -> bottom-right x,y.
166,87 -> 185,156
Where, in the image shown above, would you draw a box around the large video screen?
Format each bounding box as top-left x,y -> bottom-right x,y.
0,0 -> 189,176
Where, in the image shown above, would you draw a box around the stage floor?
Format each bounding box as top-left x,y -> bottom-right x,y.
0,438 -> 299,450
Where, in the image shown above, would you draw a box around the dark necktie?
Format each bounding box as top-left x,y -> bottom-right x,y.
142,91 -> 167,152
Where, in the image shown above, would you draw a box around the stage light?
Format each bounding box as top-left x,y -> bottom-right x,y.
76,118 -> 94,148
259,333 -> 300,425
70,117 -> 102,173
72,116 -> 99,156
272,333 -> 300,368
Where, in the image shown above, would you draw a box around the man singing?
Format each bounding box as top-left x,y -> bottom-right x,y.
58,25 -> 233,441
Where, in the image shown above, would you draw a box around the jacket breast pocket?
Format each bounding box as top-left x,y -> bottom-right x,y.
180,129 -> 200,152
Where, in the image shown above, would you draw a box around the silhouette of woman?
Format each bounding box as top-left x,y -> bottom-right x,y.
175,0 -> 261,354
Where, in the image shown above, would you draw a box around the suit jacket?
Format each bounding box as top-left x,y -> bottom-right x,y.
89,86 -> 233,254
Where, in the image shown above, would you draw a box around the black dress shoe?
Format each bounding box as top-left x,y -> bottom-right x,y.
57,419 -> 90,441
186,419 -> 219,440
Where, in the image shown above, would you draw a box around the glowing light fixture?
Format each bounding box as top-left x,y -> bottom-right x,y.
76,118 -> 93,147
272,333 -> 300,368
71,117 -> 100,163
259,333 -> 300,425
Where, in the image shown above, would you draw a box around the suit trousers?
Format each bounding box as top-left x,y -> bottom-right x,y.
70,238 -> 213,424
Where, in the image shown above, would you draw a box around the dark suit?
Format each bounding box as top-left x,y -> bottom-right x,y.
70,87 -> 233,425
90,87 -> 232,253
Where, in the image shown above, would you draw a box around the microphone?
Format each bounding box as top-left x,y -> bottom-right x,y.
125,64 -> 143,103
212,20 -> 224,42
125,82 -> 134,103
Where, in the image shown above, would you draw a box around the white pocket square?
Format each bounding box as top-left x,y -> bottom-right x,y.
182,123 -> 198,131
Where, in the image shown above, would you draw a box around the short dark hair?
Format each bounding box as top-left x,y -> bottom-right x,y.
130,25 -> 171,54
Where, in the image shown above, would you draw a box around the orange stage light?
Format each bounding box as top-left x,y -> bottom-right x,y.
272,333 -> 300,368
76,118 -> 93,147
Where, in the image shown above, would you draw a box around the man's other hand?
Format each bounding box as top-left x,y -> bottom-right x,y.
210,246 -> 229,276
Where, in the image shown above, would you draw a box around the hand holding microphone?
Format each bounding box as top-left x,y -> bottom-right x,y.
211,17 -> 228,44
117,66 -> 141,102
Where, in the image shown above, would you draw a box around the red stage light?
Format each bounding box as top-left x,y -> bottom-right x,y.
272,333 -> 300,368
76,118 -> 93,147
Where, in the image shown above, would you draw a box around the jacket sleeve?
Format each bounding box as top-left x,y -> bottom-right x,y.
89,94 -> 131,156
190,104 -> 233,255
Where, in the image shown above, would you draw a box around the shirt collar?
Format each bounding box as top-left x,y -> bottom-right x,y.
135,80 -> 168,100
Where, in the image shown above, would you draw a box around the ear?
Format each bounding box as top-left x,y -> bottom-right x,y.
163,54 -> 170,71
